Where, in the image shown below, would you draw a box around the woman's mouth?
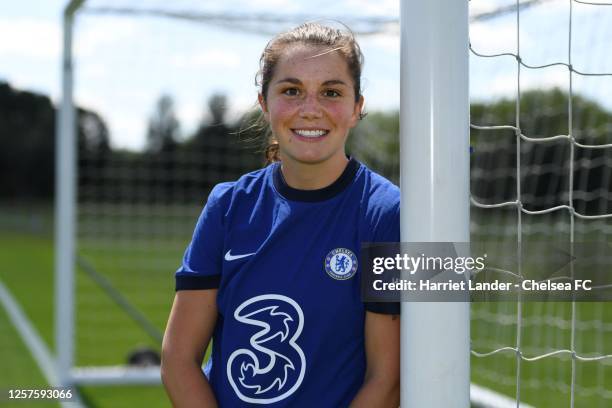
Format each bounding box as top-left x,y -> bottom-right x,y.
292,129 -> 330,140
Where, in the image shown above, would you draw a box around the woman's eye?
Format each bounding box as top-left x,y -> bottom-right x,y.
283,88 -> 299,96
324,89 -> 341,98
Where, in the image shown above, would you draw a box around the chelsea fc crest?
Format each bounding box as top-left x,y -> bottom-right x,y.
325,248 -> 358,280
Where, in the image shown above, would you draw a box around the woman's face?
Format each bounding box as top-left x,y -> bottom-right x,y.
259,45 -> 364,169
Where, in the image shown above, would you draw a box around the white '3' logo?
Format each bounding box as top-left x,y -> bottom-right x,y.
226,294 -> 306,404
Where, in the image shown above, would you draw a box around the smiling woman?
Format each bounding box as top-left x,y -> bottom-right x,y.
259,44 -> 364,189
161,22 -> 400,408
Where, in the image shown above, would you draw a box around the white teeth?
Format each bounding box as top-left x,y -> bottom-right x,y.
294,129 -> 328,138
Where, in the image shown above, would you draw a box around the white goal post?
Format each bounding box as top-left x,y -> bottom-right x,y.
400,0 -> 470,407
55,0 -> 84,387
56,0 -> 166,387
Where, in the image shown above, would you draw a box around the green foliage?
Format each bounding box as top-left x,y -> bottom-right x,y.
146,95 -> 179,154
0,82 -> 56,199
346,88 -> 612,188
0,81 -> 110,201
3,82 -> 611,207
471,87 -> 612,144
348,110 -> 400,183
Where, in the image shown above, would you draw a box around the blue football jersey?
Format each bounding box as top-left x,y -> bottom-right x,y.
176,158 -> 399,407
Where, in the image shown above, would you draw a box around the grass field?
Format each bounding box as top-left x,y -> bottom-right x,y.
0,205 -> 611,407
470,208 -> 612,407
0,305 -> 59,408
0,207 -> 175,408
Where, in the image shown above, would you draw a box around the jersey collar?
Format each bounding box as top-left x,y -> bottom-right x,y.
273,158 -> 360,202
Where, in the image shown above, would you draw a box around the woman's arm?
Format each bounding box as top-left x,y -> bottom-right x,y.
350,312 -> 400,408
161,290 -> 219,408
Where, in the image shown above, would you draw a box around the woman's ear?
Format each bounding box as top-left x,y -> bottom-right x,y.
350,95 -> 365,127
258,93 -> 270,122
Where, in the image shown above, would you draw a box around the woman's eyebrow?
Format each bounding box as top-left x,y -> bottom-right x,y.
274,77 -> 301,85
273,78 -> 348,87
322,79 -> 348,87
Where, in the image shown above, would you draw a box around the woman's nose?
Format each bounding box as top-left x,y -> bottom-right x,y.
299,95 -> 323,119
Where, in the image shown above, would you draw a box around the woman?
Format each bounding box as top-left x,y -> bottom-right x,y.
161,22 -> 400,407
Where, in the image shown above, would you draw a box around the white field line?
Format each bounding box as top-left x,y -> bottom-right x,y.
0,279 -> 85,408
471,383 -> 536,408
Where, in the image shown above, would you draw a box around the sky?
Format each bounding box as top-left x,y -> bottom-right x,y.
1,0 -> 610,150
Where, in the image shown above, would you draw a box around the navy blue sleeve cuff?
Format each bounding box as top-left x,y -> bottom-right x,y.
365,302 -> 400,315
176,274 -> 221,290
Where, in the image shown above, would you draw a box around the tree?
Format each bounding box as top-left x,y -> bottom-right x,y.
208,93 -> 228,125
146,94 -> 180,154
348,110 -> 400,183
78,109 -> 111,156
184,93 -> 259,188
347,88 -> 612,215
0,81 -> 113,201
0,82 -> 55,199
470,88 -> 612,213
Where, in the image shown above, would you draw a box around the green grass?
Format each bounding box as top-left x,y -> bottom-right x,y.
471,301 -> 612,407
0,231 -> 173,408
77,386 -> 170,408
0,306 -> 59,408
0,233 -> 55,350
1,204 -> 611,407
469,209 -> 612,406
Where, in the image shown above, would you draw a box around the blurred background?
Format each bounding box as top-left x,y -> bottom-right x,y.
0,0 -> 611,407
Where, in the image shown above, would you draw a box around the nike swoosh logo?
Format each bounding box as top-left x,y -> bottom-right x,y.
224,250 -> 256,261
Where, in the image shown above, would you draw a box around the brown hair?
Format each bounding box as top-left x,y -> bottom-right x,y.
255,22 -> 365,164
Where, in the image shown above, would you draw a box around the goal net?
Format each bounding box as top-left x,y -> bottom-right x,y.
62,0 -> 401,390
55,0 -> 612,407
469,0 -> 612,406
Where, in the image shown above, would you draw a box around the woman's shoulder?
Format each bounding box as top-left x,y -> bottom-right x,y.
207,165 -> 273,206
358,163 -> 400,207
355,164 -> 400,241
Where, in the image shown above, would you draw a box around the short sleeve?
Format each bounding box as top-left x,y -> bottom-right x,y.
365,194 -> 400,315
175,184 -> 231,291
365,302 -> 400,315
371,199 -> 400,243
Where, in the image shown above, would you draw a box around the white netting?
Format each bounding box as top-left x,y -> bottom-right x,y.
470,0 -> 612,406
70,0 -> 402,376
67,1 -> 611,406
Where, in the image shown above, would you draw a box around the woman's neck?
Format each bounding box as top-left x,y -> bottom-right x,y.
280,155 -> 349,190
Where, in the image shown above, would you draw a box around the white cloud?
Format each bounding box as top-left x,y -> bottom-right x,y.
362,33 -> 399,55
470,21 -> 518,54
480,72 -> 519,99
522,68 -> 568,90
228,93 -> 259,123
471,65 -> 569,104
0,19 -> 61,59
342,0 -> 398,16
74,18 -> 138,58
470,0 -> 568,19
108,115 -> 146,150
81,104 -> 147,150
79,63 -> 108,81
245,0 -> 302,11
177,102 -> 204,132
469,2 -> 499,18
169,49 -> 241,69
536,0 -> 569,14
6,0 -> 604,152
